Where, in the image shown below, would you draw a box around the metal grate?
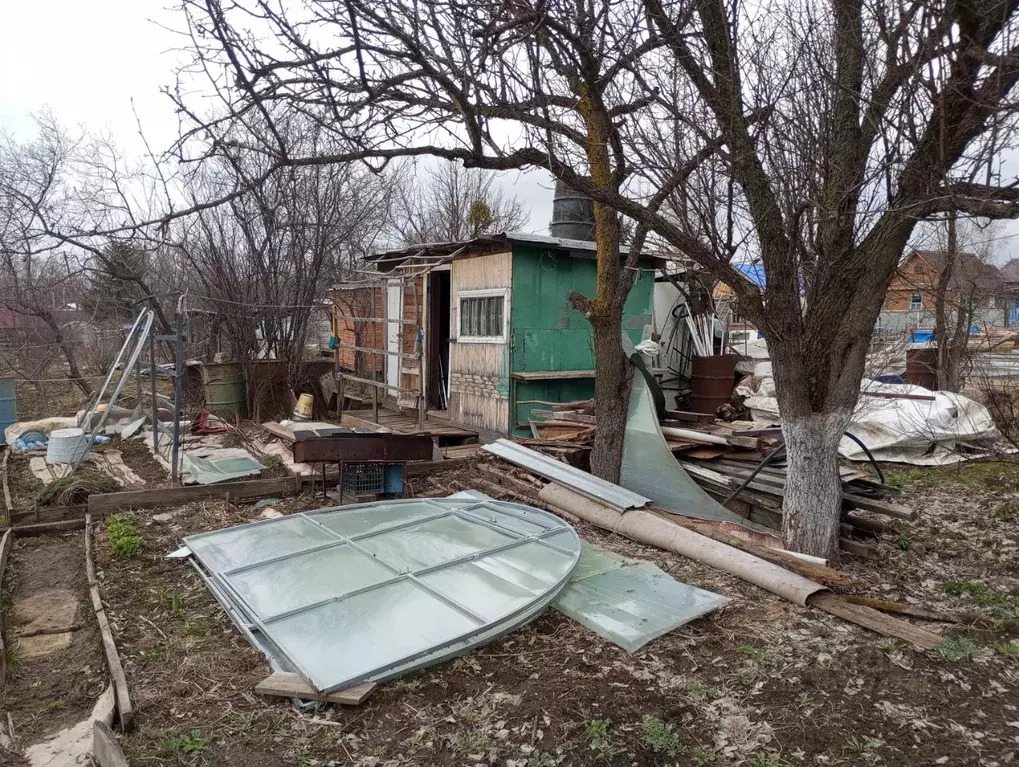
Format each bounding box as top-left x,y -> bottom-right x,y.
342,463 -> 385,494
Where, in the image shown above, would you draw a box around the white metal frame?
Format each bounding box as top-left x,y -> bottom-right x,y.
455,288 -> 511,344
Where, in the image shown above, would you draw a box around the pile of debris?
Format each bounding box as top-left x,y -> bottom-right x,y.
523,383 -> 910,559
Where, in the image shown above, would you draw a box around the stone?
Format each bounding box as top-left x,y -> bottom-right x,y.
151,512 -> 177,524
24,685 -> 114,766
18,632 -> 74,659
14,589 -> 79,636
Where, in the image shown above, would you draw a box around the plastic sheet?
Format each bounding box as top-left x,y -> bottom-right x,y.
620,374 -> 747,523
184,451 -> 264,484
186,497 -> 581,693
554,542 -> 728,651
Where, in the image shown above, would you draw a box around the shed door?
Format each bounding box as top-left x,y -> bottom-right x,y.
386,281 -> 402,395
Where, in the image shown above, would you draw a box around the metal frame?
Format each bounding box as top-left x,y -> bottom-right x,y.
186,497 -> 581,693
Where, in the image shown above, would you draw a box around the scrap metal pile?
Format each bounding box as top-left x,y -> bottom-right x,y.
522,375 -> 912,559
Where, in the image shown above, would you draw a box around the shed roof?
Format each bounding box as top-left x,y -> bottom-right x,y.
367,231 -> 671,271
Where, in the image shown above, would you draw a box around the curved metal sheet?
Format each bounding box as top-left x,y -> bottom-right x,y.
186,497 -> 581,693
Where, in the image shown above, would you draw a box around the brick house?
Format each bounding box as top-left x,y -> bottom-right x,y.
882,250 -> 1002,313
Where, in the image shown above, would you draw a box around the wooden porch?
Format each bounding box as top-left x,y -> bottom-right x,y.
339,407 -> 479,446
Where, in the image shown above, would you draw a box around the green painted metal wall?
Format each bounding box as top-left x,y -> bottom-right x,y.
509,245 -> 655,436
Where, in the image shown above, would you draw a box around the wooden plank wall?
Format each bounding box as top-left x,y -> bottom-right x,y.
399,276 -> 425,406
449,252 -> 512,434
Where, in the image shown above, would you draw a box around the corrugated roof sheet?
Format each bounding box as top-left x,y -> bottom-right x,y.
482,439 -> 651,510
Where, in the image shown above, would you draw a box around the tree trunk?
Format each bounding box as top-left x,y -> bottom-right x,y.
780,409 -> 851,562
588,305 -> 632,482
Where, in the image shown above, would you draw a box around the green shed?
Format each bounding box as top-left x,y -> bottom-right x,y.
358,232 -> 660,441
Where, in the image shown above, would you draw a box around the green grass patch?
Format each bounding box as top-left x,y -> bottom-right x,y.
107,514 -> 143,557
935,635 -> 981,661
641,716 -> 685,757
998,501 -> 1019,522
942,579 -> 1016,615
165,729 -> 211,754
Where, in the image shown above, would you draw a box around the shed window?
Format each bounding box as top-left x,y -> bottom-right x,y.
458,290 -> 508,342
914,263 -> 924,274
910,293 -> 923,310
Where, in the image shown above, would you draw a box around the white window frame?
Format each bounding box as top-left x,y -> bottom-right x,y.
909,293 -> 923,311
456,288 -> 510,344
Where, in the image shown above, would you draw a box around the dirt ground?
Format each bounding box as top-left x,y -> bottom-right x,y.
0,534 -> 106,748
55,459 -> 1013,767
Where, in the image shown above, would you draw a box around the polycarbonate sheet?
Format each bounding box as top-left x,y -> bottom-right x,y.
355,515 -> 516,571
554,542 -> 729,652
418,541 -> 576,621
185,497 -> 582,693
268,579 -> 481,689
228,545 -> 392,618
186,514 -> 335,572
314,501 -> 443,538
620,374 -> 746,523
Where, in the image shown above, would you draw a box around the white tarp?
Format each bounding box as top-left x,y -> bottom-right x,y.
745,379 -> 999,466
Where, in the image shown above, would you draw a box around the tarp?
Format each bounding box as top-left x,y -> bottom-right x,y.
745,378 -> 998,466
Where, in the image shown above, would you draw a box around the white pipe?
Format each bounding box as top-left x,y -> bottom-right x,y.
660,425 -> 729,445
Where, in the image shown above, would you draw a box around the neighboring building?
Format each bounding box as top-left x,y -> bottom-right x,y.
334,232 -> 662,440
883,250 -> 1001,312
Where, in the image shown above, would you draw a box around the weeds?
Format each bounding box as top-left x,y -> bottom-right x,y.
685,679 -> 715,702
166,729 -> 211,754
585,718 -> 623,760
107,514 -> 143,557
692,745 -> 717,765
447,730 -> 489,755
641,716 -> 685,757
997,501 -> 1019,522
942,579 -> 1016,616
935,635 -> 981,661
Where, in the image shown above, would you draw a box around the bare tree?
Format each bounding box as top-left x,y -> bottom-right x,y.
389,162 -> 530,245
923,216 -> 1003,391
170,0 -> 1019,559
168,120 -> 397,389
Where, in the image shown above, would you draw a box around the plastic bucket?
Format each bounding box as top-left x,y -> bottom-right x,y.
292,393 -> 314,421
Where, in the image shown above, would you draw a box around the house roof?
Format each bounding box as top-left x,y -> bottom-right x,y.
732,262 -> 766,289
1000,258 -> 1019,283
367,231 -> 671,271
905,250 -> 1001,295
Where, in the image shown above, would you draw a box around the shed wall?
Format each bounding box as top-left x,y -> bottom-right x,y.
448,251 -> 513,434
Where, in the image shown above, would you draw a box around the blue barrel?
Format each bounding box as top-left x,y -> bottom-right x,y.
0,379 -> 17,446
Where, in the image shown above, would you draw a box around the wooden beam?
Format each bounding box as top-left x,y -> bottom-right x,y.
807,592 -> 942,650
255,672 -> 376,706
88,477 -> 303,514
261,422 -> 297,442
93,721 -> 130,767
85,514 -> 134,731
0,529 -> 11,685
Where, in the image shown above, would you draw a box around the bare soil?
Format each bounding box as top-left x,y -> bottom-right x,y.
116,436 -> 171,486
71,461 -> 1018,766
0,534 -> 106,747
4,457 -> 42,514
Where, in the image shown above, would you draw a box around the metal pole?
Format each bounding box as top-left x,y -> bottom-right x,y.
149,300 -> 159,453
134,306 -> 142,413
170,300 -> 185,485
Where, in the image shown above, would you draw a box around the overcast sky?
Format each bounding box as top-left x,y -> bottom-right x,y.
0,0 -> 557,235
2,0 -> 1017,261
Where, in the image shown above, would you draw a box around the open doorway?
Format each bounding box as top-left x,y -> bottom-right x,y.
427,270 -> 452,411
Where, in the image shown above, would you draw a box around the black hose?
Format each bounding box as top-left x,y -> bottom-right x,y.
719,429 -> 884,506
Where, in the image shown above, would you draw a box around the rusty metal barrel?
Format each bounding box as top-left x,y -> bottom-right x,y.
689,354 -> 736,415
905,347 -> 938,390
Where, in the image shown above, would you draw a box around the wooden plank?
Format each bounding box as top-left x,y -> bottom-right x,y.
9,518 -> 87,536
93,721 -> 130,767
510,370 -> 595,381
86,514 -> 134,731
405,457 -> 469,477
87,477 -> 303,514
261,422 -> 298,442
663,409 -> 716,424
808,591 -> 943,650
0,528 -> 11,685
1,449 -> 12,520
339,412 -> 393,432
255,672 -> 376,706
